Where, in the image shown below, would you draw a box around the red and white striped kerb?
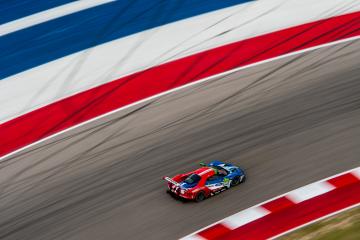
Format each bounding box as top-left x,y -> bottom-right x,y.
181,167 -> 360,240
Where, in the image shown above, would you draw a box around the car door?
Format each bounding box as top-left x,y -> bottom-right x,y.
215,166 -> 231,188
205,175 -> 225,193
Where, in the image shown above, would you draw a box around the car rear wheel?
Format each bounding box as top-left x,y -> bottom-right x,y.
195,191 -> 206,202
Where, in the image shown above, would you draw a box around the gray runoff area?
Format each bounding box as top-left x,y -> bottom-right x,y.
0,39 -> 360,240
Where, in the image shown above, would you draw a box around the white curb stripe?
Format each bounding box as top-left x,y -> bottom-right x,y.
221,207 -> 270,230
351,169 -> 360,179
286,182 -> 335,204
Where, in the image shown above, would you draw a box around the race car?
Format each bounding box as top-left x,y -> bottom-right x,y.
163,160 -> 246,202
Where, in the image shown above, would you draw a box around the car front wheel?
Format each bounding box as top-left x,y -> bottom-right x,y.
240,175 -> 246,183
230,176 -> 240,187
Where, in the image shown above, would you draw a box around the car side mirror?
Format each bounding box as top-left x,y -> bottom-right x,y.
199,162 -> 206,166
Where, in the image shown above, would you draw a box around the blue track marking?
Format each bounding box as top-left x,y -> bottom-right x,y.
0,0 -> 254,80
0,0 -> 75,24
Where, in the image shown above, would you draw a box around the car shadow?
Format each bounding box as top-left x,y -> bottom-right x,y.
166,190 -> 192,203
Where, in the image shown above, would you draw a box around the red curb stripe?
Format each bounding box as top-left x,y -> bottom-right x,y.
198,223 -> 232,240
218,182 -> 360,240
261,196 -> 295,213
1,12 -> 360,158
327,173 -> 360,188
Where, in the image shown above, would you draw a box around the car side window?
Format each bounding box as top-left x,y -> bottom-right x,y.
213,166 -> 228,176
218,169 -> 227,176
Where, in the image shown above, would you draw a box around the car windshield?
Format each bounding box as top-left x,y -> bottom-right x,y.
212,166 -> 228,176
184,174 -> 201,184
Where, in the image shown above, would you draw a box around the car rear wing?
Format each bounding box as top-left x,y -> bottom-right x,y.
163,176 -> 180,186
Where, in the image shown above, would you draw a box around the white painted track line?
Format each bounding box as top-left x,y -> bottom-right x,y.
0,0 -> 115,36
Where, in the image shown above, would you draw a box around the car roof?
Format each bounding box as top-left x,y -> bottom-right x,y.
191,167 -> 215,178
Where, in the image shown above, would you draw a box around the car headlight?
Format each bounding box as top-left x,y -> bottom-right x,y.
180,189 -> 186,194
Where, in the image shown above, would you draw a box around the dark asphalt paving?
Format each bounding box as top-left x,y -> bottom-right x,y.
0,39 -> 359,240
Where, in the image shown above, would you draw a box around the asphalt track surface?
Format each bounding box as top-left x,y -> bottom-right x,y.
0,39 -> 360,240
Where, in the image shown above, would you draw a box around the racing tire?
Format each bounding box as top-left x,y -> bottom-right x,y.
194,191 -> 206,202
240,175 -> 246,183
230,176 -> 240,187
